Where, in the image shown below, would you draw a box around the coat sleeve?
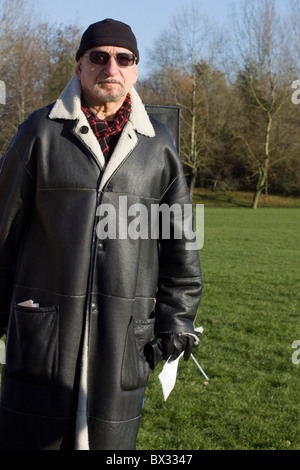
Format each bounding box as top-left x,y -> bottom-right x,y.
0,138 -> 35,334
154,149 -> 202,336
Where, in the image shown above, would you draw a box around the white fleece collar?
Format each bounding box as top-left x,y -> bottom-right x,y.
49,75 -> 155,139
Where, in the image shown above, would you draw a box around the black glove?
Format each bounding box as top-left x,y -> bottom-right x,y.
158,332 -> 199,362
145,331 -> 200,370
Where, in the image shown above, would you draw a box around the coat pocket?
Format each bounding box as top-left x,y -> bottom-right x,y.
5,304 -> 59,384
121,315 -> 155,391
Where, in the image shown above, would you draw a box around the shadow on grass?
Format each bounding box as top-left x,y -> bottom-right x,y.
192,188 -> 300,208
193,189 -> 251,208
198,193 -> 250,208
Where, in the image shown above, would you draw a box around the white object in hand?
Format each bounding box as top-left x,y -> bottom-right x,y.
158,352 -> 184,401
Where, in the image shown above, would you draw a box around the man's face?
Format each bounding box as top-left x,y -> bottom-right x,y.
75,45 -> 138,108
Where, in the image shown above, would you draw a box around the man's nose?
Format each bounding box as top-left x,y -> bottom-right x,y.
103,56 -> 119,76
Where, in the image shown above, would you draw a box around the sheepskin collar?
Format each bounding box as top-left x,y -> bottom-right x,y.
49,75 -> 155,139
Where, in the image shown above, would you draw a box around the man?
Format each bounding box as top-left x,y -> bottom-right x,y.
0,19 -> 202,450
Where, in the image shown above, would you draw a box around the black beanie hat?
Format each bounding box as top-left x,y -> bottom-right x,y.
76,18 -> 139,63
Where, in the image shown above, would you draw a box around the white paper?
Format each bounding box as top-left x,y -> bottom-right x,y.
0,340 -> 5,365
158,352 -> 183,401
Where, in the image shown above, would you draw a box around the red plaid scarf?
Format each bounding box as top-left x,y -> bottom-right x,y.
81,94 -> 132,163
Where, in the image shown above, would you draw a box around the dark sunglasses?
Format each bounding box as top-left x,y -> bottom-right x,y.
84,50 -> 137,67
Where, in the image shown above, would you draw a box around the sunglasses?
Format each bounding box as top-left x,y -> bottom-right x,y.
84,50 -> 137,67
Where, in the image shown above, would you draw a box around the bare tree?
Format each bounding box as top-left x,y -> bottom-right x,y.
287,0 -> 300,65
0,0 -> 80,154
229,0 -> 295,208
144,3 -> 224,198
0,0 -> 44,148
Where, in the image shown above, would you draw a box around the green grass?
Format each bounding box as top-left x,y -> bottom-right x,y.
137,207 -> 300,450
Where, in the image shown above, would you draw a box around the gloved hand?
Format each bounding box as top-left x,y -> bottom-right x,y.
145,331 -> 200,370
158,332 -> 200,362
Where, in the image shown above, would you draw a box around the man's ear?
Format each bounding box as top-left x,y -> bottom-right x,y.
132,65 -> 138,85
75,60 -> 82,80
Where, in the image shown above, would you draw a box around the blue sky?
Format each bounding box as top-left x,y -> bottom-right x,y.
36,0 -> 288,78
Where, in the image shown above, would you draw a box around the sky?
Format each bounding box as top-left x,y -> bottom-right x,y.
35,0 -> 288,79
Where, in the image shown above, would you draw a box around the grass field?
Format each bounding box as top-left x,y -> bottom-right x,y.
137,206 -> 300,450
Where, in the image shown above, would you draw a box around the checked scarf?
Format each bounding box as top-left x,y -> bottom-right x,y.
81,94 -> 132,163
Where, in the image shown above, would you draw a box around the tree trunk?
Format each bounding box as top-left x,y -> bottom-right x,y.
251,112 -> 272,209
189,169 -> 197,199
189,63 -> 197,200
251,168 -> 267,209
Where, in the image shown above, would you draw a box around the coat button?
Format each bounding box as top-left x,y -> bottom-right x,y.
80,126 -> 89,134
97,242 -> 106,252
91,303 -> 97,312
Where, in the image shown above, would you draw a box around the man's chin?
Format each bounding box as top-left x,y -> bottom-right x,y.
98,94 -> 124,103
97,94 -> 125,104
95,85 -> 125,103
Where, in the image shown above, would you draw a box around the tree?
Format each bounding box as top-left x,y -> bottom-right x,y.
0,0 -> 80,155
0,0 -> 39,150
229,0 -> 296,208
42,24 -> 81,105
142,4 -> 224,199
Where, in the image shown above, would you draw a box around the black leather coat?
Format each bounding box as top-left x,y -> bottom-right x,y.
0,77 -> 202,450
